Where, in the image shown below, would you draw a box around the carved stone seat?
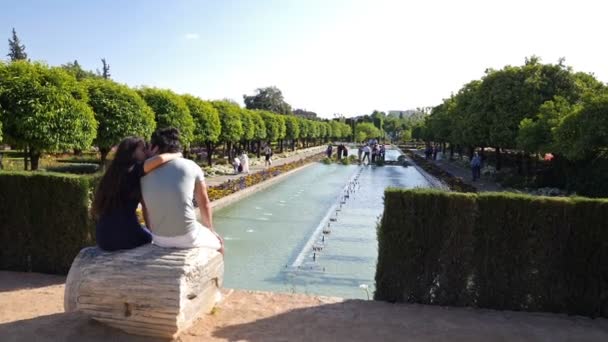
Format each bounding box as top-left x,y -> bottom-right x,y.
64,245 -> 224,338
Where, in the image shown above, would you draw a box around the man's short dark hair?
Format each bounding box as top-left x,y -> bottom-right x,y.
151,127 -> 182,153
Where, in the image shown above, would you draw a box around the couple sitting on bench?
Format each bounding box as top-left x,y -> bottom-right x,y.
92,127 -> 224,253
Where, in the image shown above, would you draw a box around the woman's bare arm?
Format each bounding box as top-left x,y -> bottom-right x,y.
143,153 -> 182,174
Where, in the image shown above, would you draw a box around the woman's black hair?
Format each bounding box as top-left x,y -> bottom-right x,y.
91,137 -> 144,219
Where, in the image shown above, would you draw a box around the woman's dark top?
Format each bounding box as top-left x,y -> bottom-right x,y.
96,162 -> 152,251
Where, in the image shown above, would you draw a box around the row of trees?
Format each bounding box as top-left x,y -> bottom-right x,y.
418,57 -> 608,170
0,60 -> 352,169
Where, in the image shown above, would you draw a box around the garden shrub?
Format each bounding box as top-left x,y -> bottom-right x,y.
0,172 -> 95,274
375,189 -> 608,318
46,163 -> 100,174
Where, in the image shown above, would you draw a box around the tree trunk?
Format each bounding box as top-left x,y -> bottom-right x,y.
516,152 -> 523,175
205,142 -> 214,166
100,147 -> 110,171
495,147 -> 502,171
0,152 -> 3,170
468,146 -> 474,159
23,145 -> 29,171
280,140 -> 284,153
30,148 -> 41,171
291,139 -> 296,151
450,144 -> 454,160
256,140 -> 261,158
73,149 -> 83,156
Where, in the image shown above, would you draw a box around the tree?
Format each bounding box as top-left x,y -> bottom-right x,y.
276,114 -> 287,152
239,109 -> 255,152
553,93 -> 608,161
0,61 -> 97,170
243,86 -> 292,114
516,96 -> 574,154
86,78 -> 156,165
138,87 -> 195,147
99,58 -> 111,79
285,116 -> 300,150
61,60 -> 98,80
182,95 -> 221,165
355,122 -> 381,143
260,111 -> 280,144
298,117 -> 310,147
250,110 -> 267,156
7,28 -> 27,61
212,100 -> 243,160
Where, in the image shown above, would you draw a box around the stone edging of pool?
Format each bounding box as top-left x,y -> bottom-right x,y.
209,161 -> 318,212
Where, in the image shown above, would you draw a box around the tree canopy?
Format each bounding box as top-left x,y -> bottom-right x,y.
138,87 -> 195,147
7,28 -> 27,61
86,78 -> 156,162
0,61 -> 97,168
243,86 -> 292,114
355,122 -> 381,142
182,95 -> 221,146
212,100 -> 244,144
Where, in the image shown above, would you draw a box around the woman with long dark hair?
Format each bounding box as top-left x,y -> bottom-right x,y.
92,137 -> 181,251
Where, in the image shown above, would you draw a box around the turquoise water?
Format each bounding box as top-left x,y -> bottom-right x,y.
214,154 -> 432,299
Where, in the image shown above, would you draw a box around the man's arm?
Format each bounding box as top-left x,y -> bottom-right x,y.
194,180 -> 213,230
143,153 -> 182,174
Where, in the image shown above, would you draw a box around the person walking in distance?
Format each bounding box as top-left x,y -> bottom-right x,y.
264,144 -> 273,167
471,152 -> 482,181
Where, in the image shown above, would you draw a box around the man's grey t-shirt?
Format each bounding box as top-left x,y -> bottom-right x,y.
141,158 -> 205,237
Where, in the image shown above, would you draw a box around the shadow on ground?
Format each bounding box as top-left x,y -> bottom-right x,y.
0,271 -> 65,292
206,299 -> 608,342
0,312 -> 168,342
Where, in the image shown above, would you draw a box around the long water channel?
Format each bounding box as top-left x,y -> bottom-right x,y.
214,148 -> 434,299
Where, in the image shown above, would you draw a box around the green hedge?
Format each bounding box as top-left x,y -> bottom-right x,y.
0,172 -> 96,274
375,189 -> 608,318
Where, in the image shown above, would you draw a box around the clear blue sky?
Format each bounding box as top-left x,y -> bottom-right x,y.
2,0 -> 607,117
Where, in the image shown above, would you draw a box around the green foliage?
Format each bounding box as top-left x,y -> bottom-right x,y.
260,110 -> 280,142
138,87 -> 194,146
249,110 -> 267,141
61,60 -> 98,81
276,114 -> 287,140
86,78 -> 156,151
212,100 -> 243,143
0,61 -> 98,154
7,28 -> 27,61
239,109 -> 255,141
355,122 -> 381,142
182,95 -> 221,145
553,93 -> 608,160
243,86 -> 292,114
0,172 -> 95,274
46,163 -> 100,174
375,189 -> 608,318
285,115 -> 300,140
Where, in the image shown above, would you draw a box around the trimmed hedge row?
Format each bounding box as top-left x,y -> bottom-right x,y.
0,172 -> 96,274
375,189 -> 608,318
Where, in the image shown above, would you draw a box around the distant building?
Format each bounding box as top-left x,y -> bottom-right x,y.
293,109 -> 318,119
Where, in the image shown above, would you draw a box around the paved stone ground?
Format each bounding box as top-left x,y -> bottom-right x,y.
205,146 -> 325,187
414,149 -> 502,192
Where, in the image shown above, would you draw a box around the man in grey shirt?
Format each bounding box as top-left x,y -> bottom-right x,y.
141,128 -> 223,252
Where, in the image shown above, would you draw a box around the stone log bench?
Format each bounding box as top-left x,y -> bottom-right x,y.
64,244 -> 224,338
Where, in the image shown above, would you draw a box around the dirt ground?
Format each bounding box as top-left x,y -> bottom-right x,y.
2,271 -> 608,342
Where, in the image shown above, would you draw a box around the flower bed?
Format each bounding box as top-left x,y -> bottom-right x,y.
407,151 -> 477,193
207,153 -> 324,201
